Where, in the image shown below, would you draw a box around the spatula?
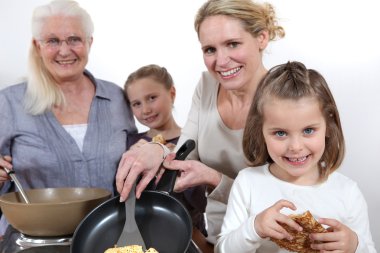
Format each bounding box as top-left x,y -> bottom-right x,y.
2,166 -> 30,204
116,139 -> 196,250
116,182 -> 146,249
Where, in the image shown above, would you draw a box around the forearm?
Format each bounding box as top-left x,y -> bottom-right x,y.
204,167 -> 222,190
207,173 -> 234,205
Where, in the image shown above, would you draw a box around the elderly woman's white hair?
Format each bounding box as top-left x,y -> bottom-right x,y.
25,0 -> 94,115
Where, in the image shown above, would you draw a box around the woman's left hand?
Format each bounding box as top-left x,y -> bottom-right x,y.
310,218 -> 358,253
162,153 -> 221,192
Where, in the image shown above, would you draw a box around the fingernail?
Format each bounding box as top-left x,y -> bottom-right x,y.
119,197 -> 125,202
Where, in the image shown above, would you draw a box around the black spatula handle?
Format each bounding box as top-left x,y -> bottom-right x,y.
155,139 -> 195,193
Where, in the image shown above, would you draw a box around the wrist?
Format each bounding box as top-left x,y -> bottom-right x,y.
147,141 -> 171,159
206,170 -> 222,192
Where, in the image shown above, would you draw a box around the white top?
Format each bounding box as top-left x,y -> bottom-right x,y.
63,124 -> 88,152
176,72 -> 248,243
215,165 -> 377,253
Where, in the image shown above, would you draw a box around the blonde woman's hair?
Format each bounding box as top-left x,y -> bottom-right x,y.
25,0 -> 94,115
194,0 -> 285,41
243,61 -> 345,180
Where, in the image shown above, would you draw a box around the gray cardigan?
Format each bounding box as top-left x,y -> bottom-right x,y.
0,70 -> 136,195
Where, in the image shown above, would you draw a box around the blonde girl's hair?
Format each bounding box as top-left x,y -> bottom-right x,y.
25,0 -> 94,115
194,0 -> 285,41
124,64 -> 174,104
243,61 -> 345,180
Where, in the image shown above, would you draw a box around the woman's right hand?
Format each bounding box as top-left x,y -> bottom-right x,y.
163,153 -> 222,192
128,139 -> 149,151
0,155 -> 12,186
116,143 -> 165,201
254,200 -> 303,240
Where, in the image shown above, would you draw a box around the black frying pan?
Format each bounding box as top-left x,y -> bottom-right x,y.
71,140 -> 195,253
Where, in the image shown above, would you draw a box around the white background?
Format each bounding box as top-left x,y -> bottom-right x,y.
1,0 -> 379,248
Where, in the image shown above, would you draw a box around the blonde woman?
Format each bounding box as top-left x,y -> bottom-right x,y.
116,0 -> 285,244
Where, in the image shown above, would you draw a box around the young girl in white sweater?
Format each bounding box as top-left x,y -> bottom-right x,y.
216,61 -> 376,253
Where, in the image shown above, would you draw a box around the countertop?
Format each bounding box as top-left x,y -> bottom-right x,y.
192,228 -> 214,253
1,226 -> 214,253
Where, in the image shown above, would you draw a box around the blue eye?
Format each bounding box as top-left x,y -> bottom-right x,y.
204,47 -> 216,55
275,131 -> 287,137
304,128 -> 314,135
228,42 -> 239,48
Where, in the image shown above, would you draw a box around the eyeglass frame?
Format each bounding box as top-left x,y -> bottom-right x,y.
38,35 -> 89,50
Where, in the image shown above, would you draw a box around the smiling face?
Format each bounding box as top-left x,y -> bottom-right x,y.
35,15 -> 92,84
198,15 -> 268,91
262,96 -> 327,185
127,77 -> 175,130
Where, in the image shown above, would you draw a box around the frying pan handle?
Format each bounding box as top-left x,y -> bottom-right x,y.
155,139 -> 195,193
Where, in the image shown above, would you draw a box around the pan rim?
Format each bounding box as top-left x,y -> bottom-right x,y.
71,191 -> 193,253
0,187 -> 111,206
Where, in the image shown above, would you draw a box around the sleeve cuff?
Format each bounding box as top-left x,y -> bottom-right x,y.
208,174 -> 234,204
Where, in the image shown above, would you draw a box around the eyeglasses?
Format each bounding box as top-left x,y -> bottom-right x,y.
39,36 -> 86,50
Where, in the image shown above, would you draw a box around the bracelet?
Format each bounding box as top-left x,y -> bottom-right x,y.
148,141 -> 171,159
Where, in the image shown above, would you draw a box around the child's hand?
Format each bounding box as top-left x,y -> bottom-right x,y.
254,200 -> 302,240
310,218 -> 358,253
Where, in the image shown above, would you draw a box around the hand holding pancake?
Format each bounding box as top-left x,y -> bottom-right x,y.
310,217 -> 358,253
254,200 -> 303,241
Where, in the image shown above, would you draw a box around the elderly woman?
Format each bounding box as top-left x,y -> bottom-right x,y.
0,0 -> 136,235
116,0 -> 285,245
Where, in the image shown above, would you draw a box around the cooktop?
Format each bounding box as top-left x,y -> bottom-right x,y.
0,226 -> 202,253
